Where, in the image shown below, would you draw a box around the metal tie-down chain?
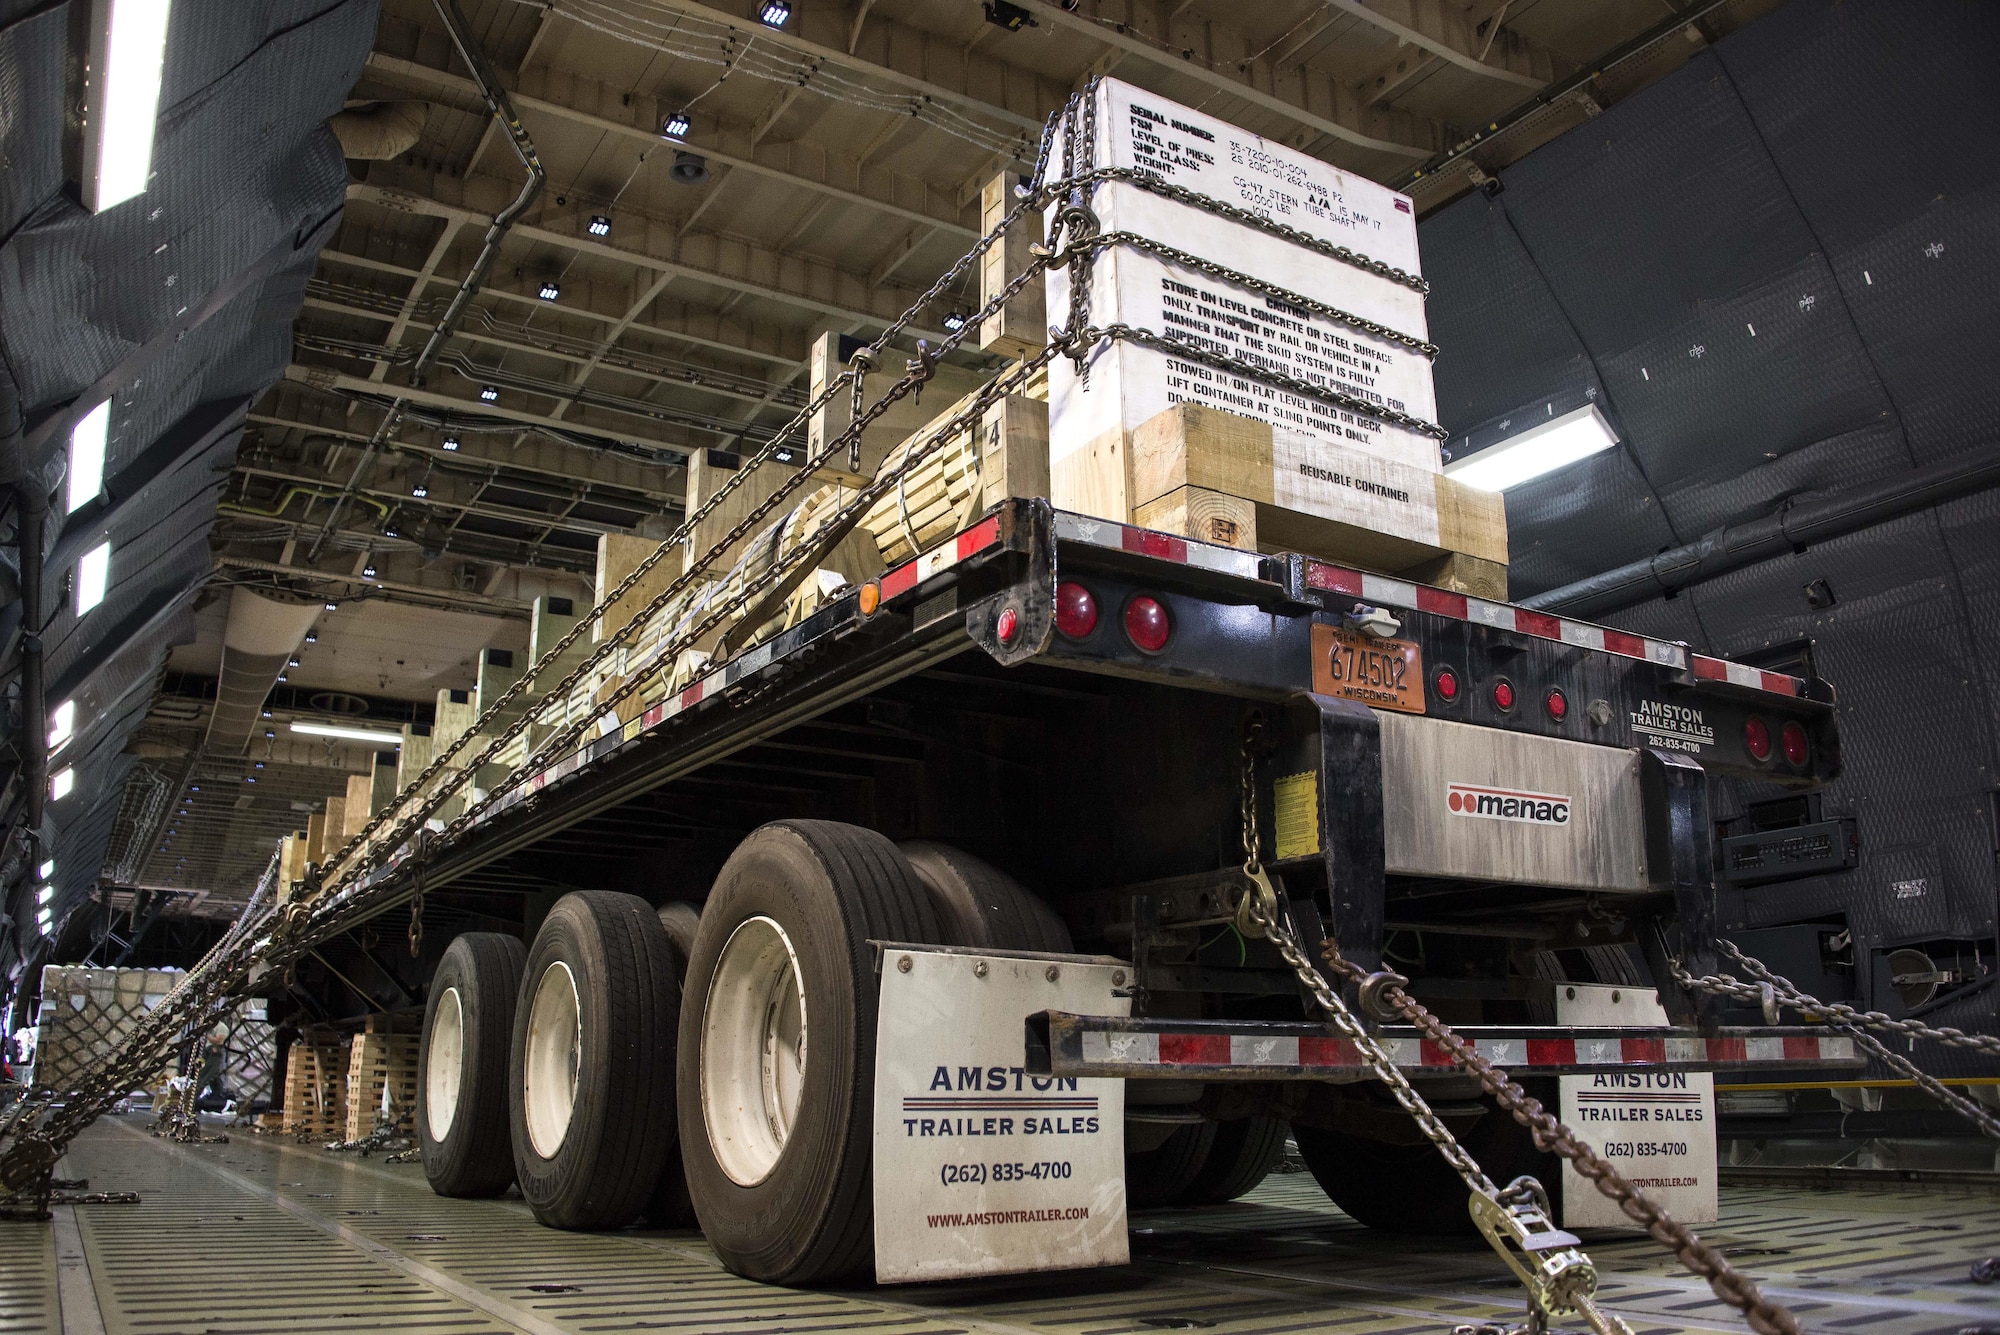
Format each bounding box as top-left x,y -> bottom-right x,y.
1673,940 -> 2000,1141
1233,722 -> 1806,1335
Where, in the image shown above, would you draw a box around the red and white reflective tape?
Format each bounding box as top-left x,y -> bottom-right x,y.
1054,511 -> 1264,580
877,514 -> 1005,603
1303,561 -> 1802,699
1075,1027 -> 1855,1074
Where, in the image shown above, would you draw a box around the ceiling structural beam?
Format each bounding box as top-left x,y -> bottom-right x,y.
249,394 -> 685,502
314,246 -> 805,368
869,226 -> 935,290
231,462 -> 644,540
283,364 -> 698,458
1318,0 -> 1557,89
301,290 -> 797,416
751,83 -> 807,146
347,177 -> 959,344
608,0 -> 1050,138
1012,0 -> 1437,159
554,271 -> 681,423
218,511 -> 614,579
368,220 -> 461,384
364,53 -> 979,240
214,554 -> 551,611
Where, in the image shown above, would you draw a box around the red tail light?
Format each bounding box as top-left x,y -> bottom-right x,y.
1545,688 -> 1568,721
995,606 -> 1020,645
1055,581 -> 1098,639
1781,720 -> 1808,765
1490,679 -> 1515,712
1434,667 -> 1460,702
1744,716 -> 1772,761
1124,595 -> 1171,653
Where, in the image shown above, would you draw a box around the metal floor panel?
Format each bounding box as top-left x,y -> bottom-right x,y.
2,1116 -> 1993,1335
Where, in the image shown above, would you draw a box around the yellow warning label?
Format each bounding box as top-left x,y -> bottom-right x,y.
1273,770 -> 1320,861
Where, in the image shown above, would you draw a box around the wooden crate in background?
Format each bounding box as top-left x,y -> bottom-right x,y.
280,1040 -> 349,1140
344,1023 -> 420,1142
1119,404 -> 1510,601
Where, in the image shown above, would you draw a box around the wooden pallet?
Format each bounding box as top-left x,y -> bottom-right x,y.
1118,404 -> 1510,600
280,1041 -> 349,1140
344,1029 -> 420,1142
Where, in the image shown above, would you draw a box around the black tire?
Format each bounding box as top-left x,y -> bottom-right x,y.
418,932 -> 525,1197
899,840 -> 1072,952
510,891 -> 680,1230
678,820 -> 940,1284
1295,1103 -> 1553,1234
646,901 -> 704,1229
1178,1115 -> 1289,1204
1126,1121 -> 1218,1208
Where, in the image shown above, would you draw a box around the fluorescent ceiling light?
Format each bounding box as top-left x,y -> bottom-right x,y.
37,909 -> 53,929
51,767 -> 75,800
68,402 -> 110,514
37,885 -> 54,905
1443,403 -> 1620,492
290,720 -> 404,746
83,0 -> 174,212
39,859 -> 55,879
76,541 -> 112,613
48,699 -> 76,751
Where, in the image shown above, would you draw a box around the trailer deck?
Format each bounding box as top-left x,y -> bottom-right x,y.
9,1113 -> 1994,1335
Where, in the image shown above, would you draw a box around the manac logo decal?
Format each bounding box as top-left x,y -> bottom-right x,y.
1446,782 -> 1572,826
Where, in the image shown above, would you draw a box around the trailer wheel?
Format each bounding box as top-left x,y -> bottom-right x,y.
1294,1102 -> 1553,1234
1177,1116 -> 1289,1205
646,901 -> 704,1229
899,840 -> 1072,952
418,932 -> 525,1197
678,820 -> 939,1284
1126,1120 -> 1218,1208
510,891 -> 680,1230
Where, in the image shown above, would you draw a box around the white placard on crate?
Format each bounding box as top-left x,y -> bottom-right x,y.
1556,984 -> 1718,1228
872,947 -> 1129,1283
1047,247 -> 1441,477
1069,77 -> 1422,278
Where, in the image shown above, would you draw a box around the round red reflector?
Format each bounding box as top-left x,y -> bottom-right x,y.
1545,688 -> 1568,721
1434,667 -> 1460,702
995,606 -> 1019,645
1744,716 -> 1772,761
1781,719 -> 1808,766
1124,595 -> 1171,653
1491,679 -> 1515,712
1054,581 -> 1098,639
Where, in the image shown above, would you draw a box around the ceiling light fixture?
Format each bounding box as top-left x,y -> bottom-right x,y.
68,401 -> 109,514
39,859 -> 55,879
587,214 -> 611,237
440,436 -> 459,451
48,699 -> 76,752
661,109 -> 691,139
290,720 -> 405,746
324,601 -> 338,611
941,310 -> 967,332
479,385 -> 499,402
75,540 -> 112,613
37,885 -> 54,905
51,766 -> 75,800
412,485 -> 428,498
82,0 -> 174,212
1443,403 -> 1620,492
304,632 -> 316,644
758,0 -> 791,27
362,563 -> 377,578
537,280 -> 560,301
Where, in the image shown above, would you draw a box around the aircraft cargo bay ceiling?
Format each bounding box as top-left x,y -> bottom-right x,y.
3,0 -> 1782,984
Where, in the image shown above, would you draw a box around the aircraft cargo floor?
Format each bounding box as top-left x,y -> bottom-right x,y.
3,1113 -> 1995,1335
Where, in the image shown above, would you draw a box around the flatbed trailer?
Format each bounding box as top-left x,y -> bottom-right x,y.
281,496 -> 1861,1287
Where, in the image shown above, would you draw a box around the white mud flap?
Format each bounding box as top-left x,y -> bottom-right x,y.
1556,983 -> 1718,1227
872,946 -> 1130,1283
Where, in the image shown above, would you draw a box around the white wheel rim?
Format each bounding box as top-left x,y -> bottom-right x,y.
701,915 -> 808,1186
522,960 -> 582,1159
425,986 -> 465,1143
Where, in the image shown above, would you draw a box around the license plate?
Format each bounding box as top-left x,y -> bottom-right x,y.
1311,623 -> 1425,714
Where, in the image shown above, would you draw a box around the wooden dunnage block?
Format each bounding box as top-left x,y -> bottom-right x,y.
1126,404 -> 1508,600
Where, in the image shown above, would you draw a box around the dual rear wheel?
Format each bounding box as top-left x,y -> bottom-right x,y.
414,822 -> 1064,1283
